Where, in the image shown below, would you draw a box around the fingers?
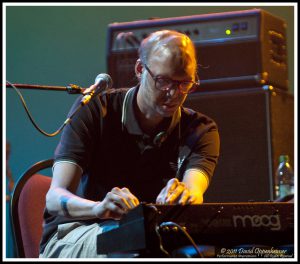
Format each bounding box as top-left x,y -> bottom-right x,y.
156,178 -> 185,205
110,187 -> 140,209
98,187 -> 139,220
177,188 -> 191,205
167,178 -> 179,193
102,199 -> 125,219
156,178 -> 203,205
166,182 -> 188,204
120,187 -> 140,207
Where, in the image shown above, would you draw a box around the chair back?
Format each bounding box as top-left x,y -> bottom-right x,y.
11,159 -> 53,258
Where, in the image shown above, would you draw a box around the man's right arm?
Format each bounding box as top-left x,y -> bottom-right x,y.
46,162 -> 140,220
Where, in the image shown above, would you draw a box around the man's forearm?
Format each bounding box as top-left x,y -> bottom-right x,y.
46,187 -> 100,220
182,168 -> 209,204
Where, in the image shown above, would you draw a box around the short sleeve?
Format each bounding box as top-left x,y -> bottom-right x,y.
54,95 -> 104,171
185,128 -> 220,183
178,109 -> 220,183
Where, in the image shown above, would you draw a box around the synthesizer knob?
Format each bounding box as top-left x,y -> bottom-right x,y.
171,226 -> 179,232
160,226 -> 170,232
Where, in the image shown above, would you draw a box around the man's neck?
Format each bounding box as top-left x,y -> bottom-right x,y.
135,91 -> 165,136
135,105 -> 165,136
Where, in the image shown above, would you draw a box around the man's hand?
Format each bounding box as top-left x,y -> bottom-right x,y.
93,187 -> 140,220
156,178 -> 203,205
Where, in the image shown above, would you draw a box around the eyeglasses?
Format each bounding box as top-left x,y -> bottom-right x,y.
143,64 -> 199,94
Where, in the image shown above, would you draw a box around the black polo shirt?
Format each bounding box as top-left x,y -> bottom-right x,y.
40,86 -> 220,253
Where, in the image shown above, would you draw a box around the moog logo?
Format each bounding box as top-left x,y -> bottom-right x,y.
232,214 -> 281,231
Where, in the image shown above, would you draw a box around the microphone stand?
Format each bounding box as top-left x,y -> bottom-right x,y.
6,82 -> 84,94
6,81 -> 87,137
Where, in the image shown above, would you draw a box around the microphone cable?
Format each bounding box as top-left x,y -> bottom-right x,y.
158,221 -> 205,258
7,80 -> 88,137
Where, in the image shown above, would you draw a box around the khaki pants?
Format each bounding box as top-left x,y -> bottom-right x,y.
39,221 -> 138,258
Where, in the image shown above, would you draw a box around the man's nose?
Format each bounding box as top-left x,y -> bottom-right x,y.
166,83 -> 180,97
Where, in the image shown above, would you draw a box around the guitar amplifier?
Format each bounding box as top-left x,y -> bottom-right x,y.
106,9 -> 288,91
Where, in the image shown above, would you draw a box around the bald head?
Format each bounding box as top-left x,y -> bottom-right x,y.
138,30 -> 197,76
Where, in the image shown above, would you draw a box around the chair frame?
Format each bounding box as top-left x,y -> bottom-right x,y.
10,159 -> 54,257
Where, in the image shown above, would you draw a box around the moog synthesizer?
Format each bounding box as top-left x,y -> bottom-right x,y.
97,202 -> 294,256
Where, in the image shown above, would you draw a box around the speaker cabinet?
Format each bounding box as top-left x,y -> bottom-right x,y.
184,86 -> 294,202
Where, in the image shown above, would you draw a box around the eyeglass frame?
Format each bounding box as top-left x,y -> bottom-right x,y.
143,63 -> 200,94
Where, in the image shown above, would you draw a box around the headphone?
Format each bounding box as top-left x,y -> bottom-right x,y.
153,131 -> 168,148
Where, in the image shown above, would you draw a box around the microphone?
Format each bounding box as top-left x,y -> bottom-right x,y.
93,73 -> 113,95
81,73 -> 113,105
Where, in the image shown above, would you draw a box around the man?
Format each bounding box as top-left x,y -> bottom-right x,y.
39,30 -> 220,258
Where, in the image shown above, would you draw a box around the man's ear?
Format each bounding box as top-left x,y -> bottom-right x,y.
135,59 -> 143,80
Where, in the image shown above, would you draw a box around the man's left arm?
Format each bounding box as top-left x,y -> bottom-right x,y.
156,125 -> 219,205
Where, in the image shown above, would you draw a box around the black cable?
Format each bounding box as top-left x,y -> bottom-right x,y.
145,204 -> 171,257
154,225 -> 171,257
6,80 -> 84,137
158,221 -> 205,258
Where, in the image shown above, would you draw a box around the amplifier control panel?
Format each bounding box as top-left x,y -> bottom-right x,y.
108,12 -> 259,52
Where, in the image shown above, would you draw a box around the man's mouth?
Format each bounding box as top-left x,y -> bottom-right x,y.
163,101 -> 178,107
162,102 -> 178,111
